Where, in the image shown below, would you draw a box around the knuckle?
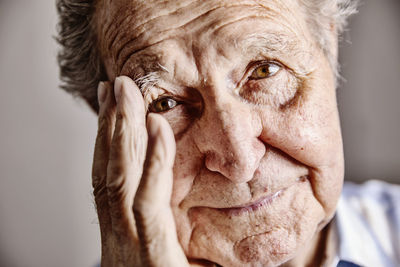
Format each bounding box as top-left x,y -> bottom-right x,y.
110,124 -> 148,163
91,175 -> 108,207
92,174 -> 107,190
105,173 -> 129,204
98,112 -> 115,133
116,109 -> 127,122
133,192 -> 157,218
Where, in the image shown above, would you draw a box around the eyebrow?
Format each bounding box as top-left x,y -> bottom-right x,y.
134,71 -> 162,94
239,32 -> 298,57
130,62 -> 171,93
239,32 -> 313,77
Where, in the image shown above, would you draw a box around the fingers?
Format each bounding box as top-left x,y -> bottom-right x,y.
106,76 -> 148,243
94,76 -> 188,266
134,113 -> 189,266
92,81 -> 116,236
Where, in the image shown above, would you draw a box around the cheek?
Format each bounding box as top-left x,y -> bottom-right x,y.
240,71 -> 298,108
256,79 -> 342,169
169,134 -> 204,254
170,134 -> 202,207
254,70 -> 344,215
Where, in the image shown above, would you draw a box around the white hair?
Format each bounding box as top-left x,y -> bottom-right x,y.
56,0 -> 358,112
300,0 -> 359,77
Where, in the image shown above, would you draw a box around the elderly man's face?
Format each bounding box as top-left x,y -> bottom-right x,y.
98,0 -> 344,265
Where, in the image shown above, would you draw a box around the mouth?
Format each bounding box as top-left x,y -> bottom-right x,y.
215,175 -> 308,216
215,189 -> 284,216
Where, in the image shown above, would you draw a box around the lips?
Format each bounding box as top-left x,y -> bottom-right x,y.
212,175 -> 309,216
215,188 -> 285,216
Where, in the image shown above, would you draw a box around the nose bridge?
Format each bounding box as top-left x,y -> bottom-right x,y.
197,94 -> 265,183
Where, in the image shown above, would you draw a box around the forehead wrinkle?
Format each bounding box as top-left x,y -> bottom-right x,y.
101,4 -> 132,51
119,38 -> 171,74
208,7 -> 313,76
111,1 -> 271,74
256,0 -> 312,47
108,1 -> 206,71
111,0 -> 261,50
121,54 -> 169,83
109,1 -> 194,53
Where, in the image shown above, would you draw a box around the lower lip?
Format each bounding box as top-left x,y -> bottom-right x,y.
216,189 -> 284,216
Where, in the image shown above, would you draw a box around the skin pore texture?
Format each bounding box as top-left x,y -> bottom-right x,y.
95,0 -> 344,266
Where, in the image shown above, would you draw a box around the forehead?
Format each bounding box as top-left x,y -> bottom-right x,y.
97,0 -> 311,77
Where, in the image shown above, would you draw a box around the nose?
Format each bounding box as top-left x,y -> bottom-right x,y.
195,98 -> 266,183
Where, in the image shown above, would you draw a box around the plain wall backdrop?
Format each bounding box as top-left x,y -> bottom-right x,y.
0,0 -> 399,266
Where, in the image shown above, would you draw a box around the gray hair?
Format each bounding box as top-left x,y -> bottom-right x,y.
56,0 -> 358,113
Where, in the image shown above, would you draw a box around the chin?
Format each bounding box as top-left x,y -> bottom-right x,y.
180,179 -> 327,267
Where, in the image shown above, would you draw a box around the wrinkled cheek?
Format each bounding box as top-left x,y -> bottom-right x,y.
256,102 -> 342,169
170,147 -> 201,206
169,134 -> 205,251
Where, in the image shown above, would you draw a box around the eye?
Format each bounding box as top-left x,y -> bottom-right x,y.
150,97 -> 178,113
249,62 -> 281,80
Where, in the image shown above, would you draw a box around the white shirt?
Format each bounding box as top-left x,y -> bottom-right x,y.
333,180 -> 400,267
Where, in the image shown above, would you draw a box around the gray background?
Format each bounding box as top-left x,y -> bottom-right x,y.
0,0 -> 399,266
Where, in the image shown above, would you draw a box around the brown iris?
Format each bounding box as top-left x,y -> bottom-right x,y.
249,63 -> 280,79
151,97 -> 177,113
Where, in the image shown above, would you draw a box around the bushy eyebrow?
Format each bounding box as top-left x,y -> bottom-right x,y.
131,63 -> 170,93
134,71 -> 161,94
239,32 -> 298,57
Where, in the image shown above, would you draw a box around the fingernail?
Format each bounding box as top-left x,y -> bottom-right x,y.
114,77 -> 123,103
97,82 -> 107,104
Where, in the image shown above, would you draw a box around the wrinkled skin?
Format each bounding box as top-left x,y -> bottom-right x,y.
92,0 -> 344,266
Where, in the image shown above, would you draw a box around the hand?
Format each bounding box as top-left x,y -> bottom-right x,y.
92,76 -> 190,267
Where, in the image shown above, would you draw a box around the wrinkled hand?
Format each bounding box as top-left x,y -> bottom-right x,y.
92,76 -> 191,267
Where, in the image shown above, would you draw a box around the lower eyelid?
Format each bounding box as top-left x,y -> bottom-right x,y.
239,73 -> 298,104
